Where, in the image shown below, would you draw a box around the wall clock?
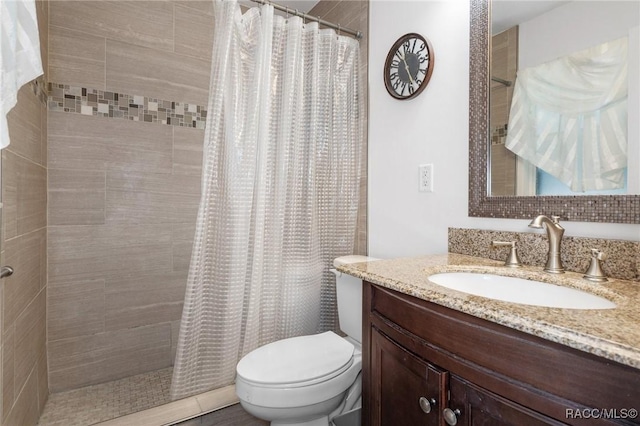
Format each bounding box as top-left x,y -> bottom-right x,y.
384,33 -> 435,100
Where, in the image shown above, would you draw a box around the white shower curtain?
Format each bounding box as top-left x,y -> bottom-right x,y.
170,0 -> 363,400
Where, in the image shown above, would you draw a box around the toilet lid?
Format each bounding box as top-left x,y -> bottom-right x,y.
236,331 -> 355,386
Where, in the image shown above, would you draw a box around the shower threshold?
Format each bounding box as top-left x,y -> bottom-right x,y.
37,368 -> 240,426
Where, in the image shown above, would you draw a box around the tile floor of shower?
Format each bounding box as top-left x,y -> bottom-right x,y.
37,367 -> 267,426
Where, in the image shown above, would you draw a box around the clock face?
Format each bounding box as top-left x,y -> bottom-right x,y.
384,33 -> 435,100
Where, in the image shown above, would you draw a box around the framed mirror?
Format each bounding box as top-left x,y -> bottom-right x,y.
468,0 -> 640,223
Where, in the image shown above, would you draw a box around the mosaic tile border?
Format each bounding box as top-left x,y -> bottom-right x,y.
491,124 -> 507,145
448,227 -> 640,281
47,83 -> 207,129
468,0 -> 640,224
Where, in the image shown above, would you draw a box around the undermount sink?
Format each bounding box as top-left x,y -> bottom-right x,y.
428,272 -> 616,309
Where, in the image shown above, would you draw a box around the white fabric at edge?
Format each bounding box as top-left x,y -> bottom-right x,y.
506,37 -> 628,192
0,0 -> 43,149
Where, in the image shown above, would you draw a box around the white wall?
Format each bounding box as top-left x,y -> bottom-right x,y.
368,0 -> 640,259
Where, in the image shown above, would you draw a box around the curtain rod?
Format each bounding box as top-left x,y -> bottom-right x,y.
491,76 -> 512,87
248,0 -> 363,39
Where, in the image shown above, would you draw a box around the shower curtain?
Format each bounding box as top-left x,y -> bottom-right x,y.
170,0 -> 363,400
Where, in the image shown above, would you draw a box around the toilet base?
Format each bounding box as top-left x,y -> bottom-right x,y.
271,416 -> 328,426
239,391 -> 345,426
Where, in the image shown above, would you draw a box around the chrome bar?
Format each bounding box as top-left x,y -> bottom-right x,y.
0,266 -> 14,279
491,76 -> 512,87
249,0 -> 363,39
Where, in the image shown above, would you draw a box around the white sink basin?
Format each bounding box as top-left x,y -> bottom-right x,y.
428,272 -> 616,309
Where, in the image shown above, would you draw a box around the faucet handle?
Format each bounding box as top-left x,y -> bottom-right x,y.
491,241 -> 522,268
551,215 -> 561,223
583,248 -> 608,282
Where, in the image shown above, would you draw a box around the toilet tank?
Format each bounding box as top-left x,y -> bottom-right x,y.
332,255 -> 378,344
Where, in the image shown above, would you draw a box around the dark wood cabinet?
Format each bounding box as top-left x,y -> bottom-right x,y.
448,375 -> 565,426
371,327 -> 447,426
362,282 -> 640,426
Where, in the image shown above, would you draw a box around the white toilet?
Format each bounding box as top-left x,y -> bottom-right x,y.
235,255 -> 377,426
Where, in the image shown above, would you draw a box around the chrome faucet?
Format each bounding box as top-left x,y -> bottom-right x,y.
528,215 -> 565,274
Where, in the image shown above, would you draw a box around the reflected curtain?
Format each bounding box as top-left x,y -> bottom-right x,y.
170,0 -> 363,400
506,37 -> 628,192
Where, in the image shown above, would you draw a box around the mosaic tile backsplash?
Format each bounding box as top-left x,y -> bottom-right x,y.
48,83 -> 208,129
449,227 -> 640,281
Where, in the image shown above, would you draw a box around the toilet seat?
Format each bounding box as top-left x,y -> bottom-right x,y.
236,331 -> 355,387
235,332 -> 362,409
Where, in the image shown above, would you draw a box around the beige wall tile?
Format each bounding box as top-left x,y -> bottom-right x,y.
172,222 -> 197,243
105,272 -> 186,331
48,224 -> 173,282
48,324 -> 172,391
49,26 -> 106,89
6,85 -> 43,165
107,169 -> 174,194
48,169 -> 106,226
174,4 -> 215,61
106,39 -> 210,106
48,331 -> 105,373
171,320 -> 181,361
50,1 -> 174,52
173,127 -> 204,176
172,241 -> 193,273
309,1 -> 341,19
1,2 -> 47,421
2,326 -> 15,422
48,113 -> 173,173
14,289 -> 46,399
3,367 -> 39,426
37,350 -> 48,415
36,0 -> 49,82
106,302 -> 183,332
171,174 -> 202,197
105,273 -> 187,310
173,0 -> 214,15
105,170 -> 197,225
47,112 -> 109,172
2,229 -> 47,333
47,278 -> 105,341
40,102 -> 47,169
106,187 -> 175,224
172,193 -> 201,225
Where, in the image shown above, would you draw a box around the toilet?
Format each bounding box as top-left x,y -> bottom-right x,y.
235,255 -> 377,426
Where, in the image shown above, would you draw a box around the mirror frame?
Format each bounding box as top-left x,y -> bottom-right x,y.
468,0 -> 639,223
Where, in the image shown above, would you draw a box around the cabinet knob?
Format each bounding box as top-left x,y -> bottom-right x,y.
443,408 -> 461,425
418,396 -> 436,414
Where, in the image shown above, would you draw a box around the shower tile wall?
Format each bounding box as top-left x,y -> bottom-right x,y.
47,0 -> 370,393
309,0 -> 369,255
490,26 -> 518,196
46,0 -> 212,392
1,1 -> 50,423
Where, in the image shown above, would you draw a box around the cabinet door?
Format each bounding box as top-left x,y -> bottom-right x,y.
447,375 -> 567,426
370,327 -> 447,426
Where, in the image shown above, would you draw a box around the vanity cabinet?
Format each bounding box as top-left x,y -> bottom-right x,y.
371,327 -> 447,425
362,282 -> 640,426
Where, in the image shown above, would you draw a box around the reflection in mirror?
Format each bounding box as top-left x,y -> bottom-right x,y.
468,0 -> 640,223
488,1 -> 639,197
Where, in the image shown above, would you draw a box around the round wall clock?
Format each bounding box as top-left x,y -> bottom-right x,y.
384,33 -> 435,100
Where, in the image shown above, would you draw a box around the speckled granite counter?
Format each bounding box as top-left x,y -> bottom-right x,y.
337,253 -> 640,370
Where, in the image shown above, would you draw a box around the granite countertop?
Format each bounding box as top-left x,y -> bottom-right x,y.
337,253 -> 640,370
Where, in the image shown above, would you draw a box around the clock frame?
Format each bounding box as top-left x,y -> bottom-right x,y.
384,33 -> 435,100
